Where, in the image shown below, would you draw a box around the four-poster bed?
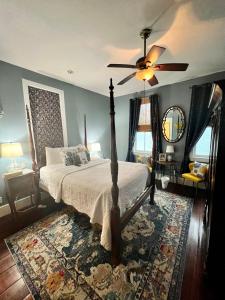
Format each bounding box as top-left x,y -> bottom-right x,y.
25,78 -> 155,265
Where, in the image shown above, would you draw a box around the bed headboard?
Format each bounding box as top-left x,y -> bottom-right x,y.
26,105 -> 88,170
26,104 -> 64,169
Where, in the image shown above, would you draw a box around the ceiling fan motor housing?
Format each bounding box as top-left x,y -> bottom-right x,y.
140,28 -> 152,40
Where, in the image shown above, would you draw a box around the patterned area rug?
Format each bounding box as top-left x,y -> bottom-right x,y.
5,190 -> 192,300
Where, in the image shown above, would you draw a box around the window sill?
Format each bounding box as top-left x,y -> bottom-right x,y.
134,151 -> 152,156
190,155 -> 209,163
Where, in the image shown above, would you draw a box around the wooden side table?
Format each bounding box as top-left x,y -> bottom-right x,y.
3,169 -> 38,217
156,160 -> 179,183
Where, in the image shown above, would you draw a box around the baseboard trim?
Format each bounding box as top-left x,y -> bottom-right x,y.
0,197 -> 32,218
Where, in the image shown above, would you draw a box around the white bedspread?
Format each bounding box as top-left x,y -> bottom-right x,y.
40,159 -> 149,250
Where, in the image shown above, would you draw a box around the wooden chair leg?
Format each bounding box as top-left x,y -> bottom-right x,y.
182,178 -> 185,185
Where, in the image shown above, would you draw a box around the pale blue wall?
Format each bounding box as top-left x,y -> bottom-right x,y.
0,60 -> 110,204
115,71 -> 225,161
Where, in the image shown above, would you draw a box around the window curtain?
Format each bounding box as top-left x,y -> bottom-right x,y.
150,94 -> 162,162
150,94 -> 162,195
126,98 -> 141,162
180,83 -> 213,173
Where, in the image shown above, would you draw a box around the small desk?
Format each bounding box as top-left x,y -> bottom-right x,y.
156,160 -> 179,183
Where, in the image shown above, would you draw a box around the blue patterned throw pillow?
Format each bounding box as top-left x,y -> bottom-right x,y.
64,151 -> 74,166
62,151 -> 81,166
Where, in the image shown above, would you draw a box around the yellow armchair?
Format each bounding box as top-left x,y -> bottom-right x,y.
182,162 -> 208,195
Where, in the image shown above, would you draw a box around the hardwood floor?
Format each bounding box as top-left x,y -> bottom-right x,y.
0,197 -> 60,300
0,241 -> 30,300
0,184 -> 217,299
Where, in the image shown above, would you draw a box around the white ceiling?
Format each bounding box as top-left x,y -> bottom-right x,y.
0,0 -> 225,96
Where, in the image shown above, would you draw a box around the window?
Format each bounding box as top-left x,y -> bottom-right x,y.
135,131 -> 152,154
191,127 -> 212,161
134,98 -> 152,154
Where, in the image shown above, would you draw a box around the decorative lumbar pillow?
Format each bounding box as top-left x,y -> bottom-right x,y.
191,162 -> 208,179
76,151 -> 88,164
73,144 -> 90,164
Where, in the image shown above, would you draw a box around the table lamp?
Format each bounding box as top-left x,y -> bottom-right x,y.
1,142 -> 23,171
88,142 -> 102,158
166,145 -> 174,162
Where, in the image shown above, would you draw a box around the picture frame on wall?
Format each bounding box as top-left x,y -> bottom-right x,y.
159,153 -> 167,162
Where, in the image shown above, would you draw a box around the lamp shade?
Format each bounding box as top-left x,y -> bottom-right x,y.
1,143 -> 23,158
166,145 -> 174,153
88,142 -> 101,152
135,68 -> 154,81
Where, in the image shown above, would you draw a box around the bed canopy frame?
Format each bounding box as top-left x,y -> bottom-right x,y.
26,78 -> 155,265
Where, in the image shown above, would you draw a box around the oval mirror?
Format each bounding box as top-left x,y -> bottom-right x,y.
162,106 -> 185,143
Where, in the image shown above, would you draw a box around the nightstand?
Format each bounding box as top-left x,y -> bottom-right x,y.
3,169 -> 38,217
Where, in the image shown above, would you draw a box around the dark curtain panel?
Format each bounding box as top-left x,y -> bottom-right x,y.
149,94 -> 162,199
126,98 -> 141,162
180,83 -> 213,173
150,94 -> 162,162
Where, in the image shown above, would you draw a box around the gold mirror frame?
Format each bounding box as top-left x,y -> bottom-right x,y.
162,106 -> 185,143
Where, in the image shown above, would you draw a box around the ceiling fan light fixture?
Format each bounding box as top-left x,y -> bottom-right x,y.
135,68 -> 154,81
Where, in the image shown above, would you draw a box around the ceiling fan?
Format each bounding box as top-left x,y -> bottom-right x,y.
107,28 -> 189,86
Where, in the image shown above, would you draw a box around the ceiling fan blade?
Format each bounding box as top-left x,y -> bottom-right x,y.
107,64 -> 137,69
145,45 -> 166,64
153,63 -> 189,71
148,75 -> 158,86
118,72 -> 136,85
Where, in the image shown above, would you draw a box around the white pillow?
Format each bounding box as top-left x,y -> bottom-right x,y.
45,145 -> 86,165
45,147 -> 64,165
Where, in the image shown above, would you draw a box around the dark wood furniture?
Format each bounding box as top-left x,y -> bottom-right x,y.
25,79 -> 155,266
3,170 -> 38,217
204,82 -> 225,284
156,160 -> 179,183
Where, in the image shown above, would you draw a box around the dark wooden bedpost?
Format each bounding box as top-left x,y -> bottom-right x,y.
109,78 -> 121,266
26,105 -> 37,172
26,105 -> 40,205
84,114 -> 87,148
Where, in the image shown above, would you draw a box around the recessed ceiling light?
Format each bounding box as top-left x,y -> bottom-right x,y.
67,69 -> 74,74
